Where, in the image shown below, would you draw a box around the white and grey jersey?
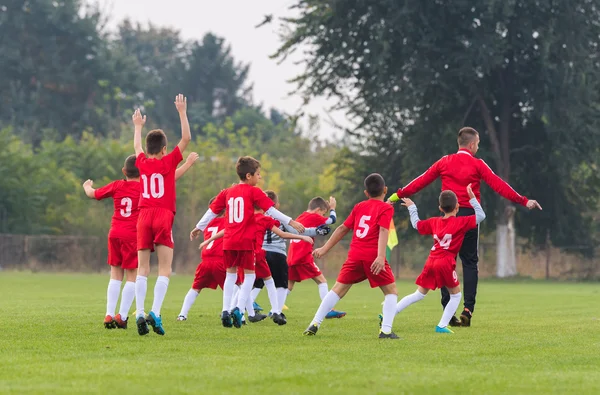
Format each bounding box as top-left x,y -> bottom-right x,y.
262,223 -> 318,256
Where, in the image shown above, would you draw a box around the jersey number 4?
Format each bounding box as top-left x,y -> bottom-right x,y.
141,174 -> 165,199
432,234 -> 452,250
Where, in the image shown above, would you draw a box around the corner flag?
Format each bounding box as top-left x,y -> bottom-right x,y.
386,218 -> 398,261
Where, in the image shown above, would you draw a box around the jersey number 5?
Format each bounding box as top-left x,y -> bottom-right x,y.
228,197 -> 244,223
120,197 -> 132,218
356,215 -> 371,238
141,174 -> 165,199
432,234 -> 452,250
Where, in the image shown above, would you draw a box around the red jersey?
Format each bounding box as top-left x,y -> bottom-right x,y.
254,213 -> 280,253
398,149 -> 528,208
287,211 -> 328,265
416,216 -> 477,259
210,184 -> 274,251
135,146 -> 183,213
343,199 -> 394,261
94,180 -> 141,241
202,217 -> 225,261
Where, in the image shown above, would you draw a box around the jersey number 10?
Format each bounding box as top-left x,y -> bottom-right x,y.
228,197 -> 244,223
141,174 -> 165,199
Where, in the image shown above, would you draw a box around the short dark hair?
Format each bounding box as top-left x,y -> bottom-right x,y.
439,190 -> 458,213
146,129 -> 167,154
457,127 -> 479,147
364,173 -> 386,197
124,154 -> 139,178
265,190 -> 278,204
236,156 -> 261,180
308,197 -> 329,211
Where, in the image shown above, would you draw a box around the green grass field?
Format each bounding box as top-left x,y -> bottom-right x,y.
0,272 -> 598,394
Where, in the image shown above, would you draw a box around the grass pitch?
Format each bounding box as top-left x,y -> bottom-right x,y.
0,272 -> 598,394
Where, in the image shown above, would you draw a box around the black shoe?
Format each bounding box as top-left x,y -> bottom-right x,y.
303,323 -> 318,336
280,313 -> 287,320
449,316 -> 462,327
248,313 -> 267,323
379,331 -> 400,339
460,309 -> 472,327
221,311 -> 233,328
272,313 -> 287,326
136,315 -> 149,336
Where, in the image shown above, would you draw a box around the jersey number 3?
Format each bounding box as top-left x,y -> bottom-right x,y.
432,234 -> 452,250
120,197 -> 132,218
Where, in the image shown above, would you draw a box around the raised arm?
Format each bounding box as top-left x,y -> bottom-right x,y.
82,180 -> 96,199
325,196 -> 337,224
175,152 -> 199,181
397,159 -> 442,198
132,109 -> 146,156
467,183 -> 486,224
312,224 -> 351,258
175,94 -> 191,153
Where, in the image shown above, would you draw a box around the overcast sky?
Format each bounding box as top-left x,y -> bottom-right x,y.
103,0 -> 347,139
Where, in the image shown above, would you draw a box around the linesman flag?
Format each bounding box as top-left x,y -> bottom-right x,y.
386,218 -> 398,261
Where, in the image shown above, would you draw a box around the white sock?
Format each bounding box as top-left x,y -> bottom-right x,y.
118,281 -> 135,319
246,295 -> 255,317
236,273 -> 256,312
318,282 -> 328,300
395,290 -> 426,315
135,275 -> 147,317
277,287 -> 288,314
439,292 -> 462,328
264,279 -> 278,313
106,279 -> 121,317
381,294 -> 398,334
311,291 -> 341,326
251,287 -> 261,303
179,289 -> 199,318
223,273 -> 237,312
151,276 -> 169,316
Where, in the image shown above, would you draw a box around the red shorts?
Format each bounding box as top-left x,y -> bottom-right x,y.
288,261 -> 322,282
416,257 -> 460,290
337,259 -> 395,288
236,267 -> 246,285
255,250 -> 272,279
107,237 -> 138,270
137,207 -> 175,250
192,260 -> 226,290
224,250 -> 255,271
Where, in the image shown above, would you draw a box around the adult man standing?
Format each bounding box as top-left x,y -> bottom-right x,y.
390,127 -> 542,326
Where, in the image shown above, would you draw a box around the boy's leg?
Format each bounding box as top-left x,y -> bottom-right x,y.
105,266 -> 123,328
312,274 -> 329,300
379,283 -> 398,335
234,263 -> 256,328
263,277 -> 278,313
151,244 -> 173,317
116,269 -> 137,327
304,282 -> 352,335
135,249 -> 151,317
396,286 -> 429,314
438,286 -> 462,330
179,289 -> 200,320
221,262 -> 238,327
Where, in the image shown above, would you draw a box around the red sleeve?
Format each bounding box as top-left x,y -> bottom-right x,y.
94,181 -> 118,200
398,158 -> 442,197
210,189 -> 227,214
416,218 -> 434,235
270,218 -> 280,229
462,215 -> 477,231
252,187 -> 275,211
343,207 -> 357,229
377,205 -> 394,230
166,146 -> 184,170
477,159 -> 528,206
135,152 -> 146,169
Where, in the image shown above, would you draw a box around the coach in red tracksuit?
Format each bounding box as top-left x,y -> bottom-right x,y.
393,127 -> 542,326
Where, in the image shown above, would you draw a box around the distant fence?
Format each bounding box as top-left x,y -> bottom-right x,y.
1,234 -> 598,280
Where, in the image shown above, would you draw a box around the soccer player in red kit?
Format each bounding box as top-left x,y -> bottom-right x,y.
304,173 -> 400,339
82,155 -> 140,329
395,184 -> 486,333
390,127 -> 541,326
132,93 -> 191,336
176,197 -> 226,321
194,156 -> 304,328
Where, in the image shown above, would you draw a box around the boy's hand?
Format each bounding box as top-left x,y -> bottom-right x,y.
132,109 -> 146,127
526,200 -> 542,210
300,236 -> 314,244
83,179 -> 93,189
400,197 -> 414,207
289,220 -> 305,233
328,196 -> 337,210
316,224 -> 331,236
386,193 -> 400,205
370,256 -> 385,275
186,152 -> 199,165
175,94 -> 187,114
190,228 -> 201,241
313,247 -> 327,258
467,183 -> 475,200
198,240 -> 210,250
